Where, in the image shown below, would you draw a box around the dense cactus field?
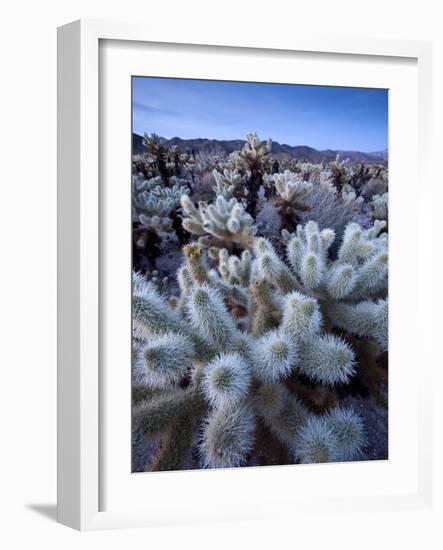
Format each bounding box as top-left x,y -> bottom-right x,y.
132,132 -> 388,472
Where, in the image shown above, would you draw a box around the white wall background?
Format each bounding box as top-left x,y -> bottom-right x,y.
0,1 -> 441,547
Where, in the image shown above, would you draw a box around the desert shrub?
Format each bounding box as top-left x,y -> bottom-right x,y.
297,181 -> 363,251
361,177 -> 388,200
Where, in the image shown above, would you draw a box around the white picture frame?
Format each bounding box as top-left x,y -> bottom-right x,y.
57,19 -> 434,531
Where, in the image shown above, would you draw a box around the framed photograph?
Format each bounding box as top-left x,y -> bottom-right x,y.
57,19 -> 433,530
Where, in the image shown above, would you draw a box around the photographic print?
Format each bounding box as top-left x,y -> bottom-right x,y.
131,77 -> 388,472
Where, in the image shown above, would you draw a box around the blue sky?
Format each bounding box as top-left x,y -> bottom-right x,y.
132,77 -> 388,152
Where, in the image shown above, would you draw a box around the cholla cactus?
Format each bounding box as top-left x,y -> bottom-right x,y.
202,352 -> 252,408
132,216 -> 377,470
293,406 -> 366,464
341,184 -> 364,208
370,193 -> 388,221
347,163 -> 373,191
253,237 -> 300,294
264,170 -> 313,232
134,332 -> 196,389
181,194 -> 257,252
133,179 -> 172,230
329,154 -> 351,191
239,132 -> 272,167
293,404 -> 367,463
212,168 -> 248,200
271,171 -> 313,205
215,248 -> 252,287
327,298 -> 388,352
293,161 -> 322,181
143,133 -> 170,183
133,153 -> 157,180
233,133 -> 273,216
132,138 -> 387,472
141,133 -> 197,184
259,220 -> 388,352
133,273 -> 352,471
180,244 -> 249,313
165,145 -> 185,177
276,178 -> 364,250
252,330 -> 298,384
294,415 -> 340,464
186,284 -> 240,349
132,175 -> 191,267
200,403 -> 255,468
255,383 -> 308,447
133,175 -> 190,224
325,406 -> 367,460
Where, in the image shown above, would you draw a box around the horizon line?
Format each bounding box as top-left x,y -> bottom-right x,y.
133,131 -> 388,155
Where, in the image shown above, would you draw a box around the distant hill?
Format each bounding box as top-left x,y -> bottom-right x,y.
370,148 -> 388,161
132,133 -> 388,165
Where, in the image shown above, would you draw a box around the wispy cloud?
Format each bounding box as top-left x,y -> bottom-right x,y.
133,101 -> 180,118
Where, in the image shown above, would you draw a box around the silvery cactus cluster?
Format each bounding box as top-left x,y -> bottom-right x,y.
370,192 -> 388,221
212,168 -> 248,200
263,170 -> 313,231
328,154 -> 352,191
132,172 -> 191,270
180,194 -> 257,252
132,131 -> 389,471
132,175 -> 189,231
238,132 -> 273,165
132,215 -> 389,471
230,133 -> 273,216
